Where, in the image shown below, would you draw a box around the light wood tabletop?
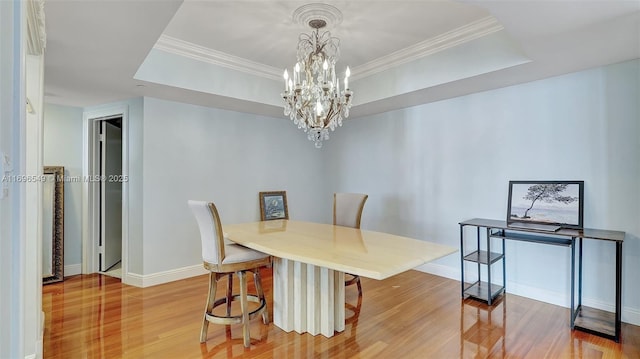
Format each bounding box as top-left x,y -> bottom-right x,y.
224,220 -> 457,280
223,220 -> 457,337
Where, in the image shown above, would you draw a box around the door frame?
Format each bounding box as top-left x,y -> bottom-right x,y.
81,105 -> 129,284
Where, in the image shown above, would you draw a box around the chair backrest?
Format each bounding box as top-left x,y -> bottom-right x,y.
333,193 -> 368,229
188,200 -> 225,264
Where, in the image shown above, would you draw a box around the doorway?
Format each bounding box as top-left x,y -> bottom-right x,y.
98,118 -> 123,276
82,105 -> 129,283
83,112 -> 125,280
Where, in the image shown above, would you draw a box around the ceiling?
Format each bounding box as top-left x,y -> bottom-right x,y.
43,0 -> 640,119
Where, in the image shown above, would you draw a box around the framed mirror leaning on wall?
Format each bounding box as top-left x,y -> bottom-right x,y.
43,166 -> 64,284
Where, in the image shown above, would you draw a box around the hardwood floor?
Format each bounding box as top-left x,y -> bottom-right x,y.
43,269 -> 639,358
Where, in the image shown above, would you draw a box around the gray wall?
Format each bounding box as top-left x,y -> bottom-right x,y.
43,103 -> 84,270
325,60 -> 640,324
140,97 -> 328,274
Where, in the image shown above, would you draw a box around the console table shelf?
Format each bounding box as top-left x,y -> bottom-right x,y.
463,281 -> 505,302
459,218 -> 624,342
464,250 -> 504,264
460,224 -> 506,305
490,231 -> 572,246
574,306 -> 617,337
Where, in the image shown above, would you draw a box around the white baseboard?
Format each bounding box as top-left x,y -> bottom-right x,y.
64,263 -> 82,277
620,306 -> 640,325
415,263 -> 640,326
415,262 -> 459,281
506,281 -> 569,308
124,264 -> 208,288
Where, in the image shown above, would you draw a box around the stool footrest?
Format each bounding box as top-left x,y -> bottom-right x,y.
204,294 -> 267,325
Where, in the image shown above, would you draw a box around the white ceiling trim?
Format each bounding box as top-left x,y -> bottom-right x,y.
155,15 -> 504,85
26,0 -> 47,55
351,16 -> 505,80
154,35 -> 284,81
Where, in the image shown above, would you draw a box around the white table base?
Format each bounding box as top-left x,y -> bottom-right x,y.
273,258 -> 345,337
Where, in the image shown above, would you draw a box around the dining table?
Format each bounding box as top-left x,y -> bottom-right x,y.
224,220 -> 457,337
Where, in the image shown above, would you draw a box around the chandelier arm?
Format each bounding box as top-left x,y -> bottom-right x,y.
296,97 -> 313,124
296,108 -> 305,122
316,43 -> 327,56
299,97 -> 312,111
324,99 -> 336,126
298,33 -> 312,44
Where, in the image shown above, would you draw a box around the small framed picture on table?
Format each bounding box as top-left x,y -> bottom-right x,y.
259,191 -> 289,221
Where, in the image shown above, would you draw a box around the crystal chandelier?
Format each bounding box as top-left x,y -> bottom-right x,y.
281,19 -> 353,148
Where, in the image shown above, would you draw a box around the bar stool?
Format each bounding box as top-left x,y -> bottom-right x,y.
188,200 -> 272,347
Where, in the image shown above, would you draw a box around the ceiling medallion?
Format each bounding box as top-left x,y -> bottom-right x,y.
282,4 -> 352,148
292,3 -> 343,29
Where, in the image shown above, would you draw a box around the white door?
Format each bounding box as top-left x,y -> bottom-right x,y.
100,120 -> 122,271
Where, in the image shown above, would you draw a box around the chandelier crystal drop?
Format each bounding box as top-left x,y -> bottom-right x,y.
281,19 -> 353,148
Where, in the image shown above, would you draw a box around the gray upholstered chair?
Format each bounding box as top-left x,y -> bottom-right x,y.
188,200 -> 271,347
333,192 -> 368,295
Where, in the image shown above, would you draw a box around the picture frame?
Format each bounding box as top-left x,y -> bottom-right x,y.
259,191 -> 289,221
43,166 -> 64,284
507,180 -> 584,230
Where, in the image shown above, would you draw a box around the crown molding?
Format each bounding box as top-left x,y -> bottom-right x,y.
154,35 -> 283,81
350,16 -> 504,80
26,0 -> 46,55
155,16 -> 503,83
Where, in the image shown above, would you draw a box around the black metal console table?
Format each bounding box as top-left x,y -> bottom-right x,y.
459,218 -> 624,342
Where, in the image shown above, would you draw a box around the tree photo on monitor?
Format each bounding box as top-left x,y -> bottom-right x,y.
507,181 -> 584,229
520,183 -> 578,219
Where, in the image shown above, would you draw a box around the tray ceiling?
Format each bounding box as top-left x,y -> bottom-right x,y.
43,1 -> 640,118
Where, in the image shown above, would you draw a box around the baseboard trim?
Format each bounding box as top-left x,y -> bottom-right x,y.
619,306 -> 640,325
505,281 -> 569,308
125,264 -> 208,288
64,263 -> 82,277
415,262 -> 459,281
416,263 -> 640,326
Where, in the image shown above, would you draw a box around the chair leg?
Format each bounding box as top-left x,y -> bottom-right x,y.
226,273 -> 233,317
238,271 -> 251,348
345,273 -> 363,297
200,272 -> 218,343
253,269 -> 269,324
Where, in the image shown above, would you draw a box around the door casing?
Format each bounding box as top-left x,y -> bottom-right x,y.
100,119 -> 123,272
82,105 -> 129,283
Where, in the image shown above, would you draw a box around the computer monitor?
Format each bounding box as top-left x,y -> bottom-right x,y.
507,180 -> 584,230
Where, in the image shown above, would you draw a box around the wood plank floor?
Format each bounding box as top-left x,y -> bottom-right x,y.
43,269 -> 640,358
